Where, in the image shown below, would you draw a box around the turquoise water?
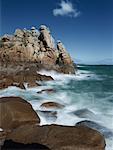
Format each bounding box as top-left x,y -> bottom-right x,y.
0,65 -> 113,150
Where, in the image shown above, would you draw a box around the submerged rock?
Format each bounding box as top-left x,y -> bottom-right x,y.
40,102 -> 64,109
37,110 -> 57,122
71,108 -> 97,119
76,120 -> 113,138
37,88 -> 56,94
0,97 -> 40,130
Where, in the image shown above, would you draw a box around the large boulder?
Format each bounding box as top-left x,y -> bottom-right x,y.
6,124 -> 106,150
0,97 -> 40,130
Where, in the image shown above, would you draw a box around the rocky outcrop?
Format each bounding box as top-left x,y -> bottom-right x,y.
0,25 -> 75,74
0,97 -> 40,130
0,69 -> 53,89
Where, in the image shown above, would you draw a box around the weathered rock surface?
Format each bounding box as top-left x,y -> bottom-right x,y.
0,25 -> 75,75
0,70 -> 53,89
5,124 -> 105,150
0,97 -> 40,130
40,102 -> 64,109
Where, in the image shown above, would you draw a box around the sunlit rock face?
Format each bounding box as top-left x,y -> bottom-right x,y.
57,41 -> 74,65
38,25 -> 55,49
0,25 -> 75,74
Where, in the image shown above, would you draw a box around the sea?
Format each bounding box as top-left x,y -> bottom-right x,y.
0,65 -> 113,150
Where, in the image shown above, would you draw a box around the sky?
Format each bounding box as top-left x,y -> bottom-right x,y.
0,0 -> 113,64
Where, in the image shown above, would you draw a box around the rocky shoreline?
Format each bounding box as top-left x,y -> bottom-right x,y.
0,97 -> 106,150
0,25 -> 106,149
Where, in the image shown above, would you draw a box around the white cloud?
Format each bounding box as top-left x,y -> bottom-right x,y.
53,0 -> 80,18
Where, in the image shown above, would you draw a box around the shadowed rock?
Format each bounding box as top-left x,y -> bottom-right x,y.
76,120 -> 113,138
1,140 -> 50,150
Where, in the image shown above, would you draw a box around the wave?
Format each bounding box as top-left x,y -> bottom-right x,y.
38,69 -> 100,81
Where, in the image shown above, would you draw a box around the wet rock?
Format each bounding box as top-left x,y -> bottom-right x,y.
6,124 -> 105,150
37,110 -> 57,122
40,102 -> 64,109
0,97 -> 40,130
11,82 -> 26,89
27,82 -> 41,88
76,120 -> 113,138
71,108 -> 97,119
37,89 -> 56,94
0,70 -> 53,89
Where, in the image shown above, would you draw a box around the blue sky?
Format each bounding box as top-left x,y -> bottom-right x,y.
0,0 -> 113,63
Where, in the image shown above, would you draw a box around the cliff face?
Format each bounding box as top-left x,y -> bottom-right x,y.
0,25 -> 75,74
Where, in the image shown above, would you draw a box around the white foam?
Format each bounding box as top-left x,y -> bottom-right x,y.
38,69 -> 100,81
0,128 -> 3,132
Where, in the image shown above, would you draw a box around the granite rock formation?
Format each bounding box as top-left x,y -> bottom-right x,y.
0,25 -> 75,74
0,69 -> 53,89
